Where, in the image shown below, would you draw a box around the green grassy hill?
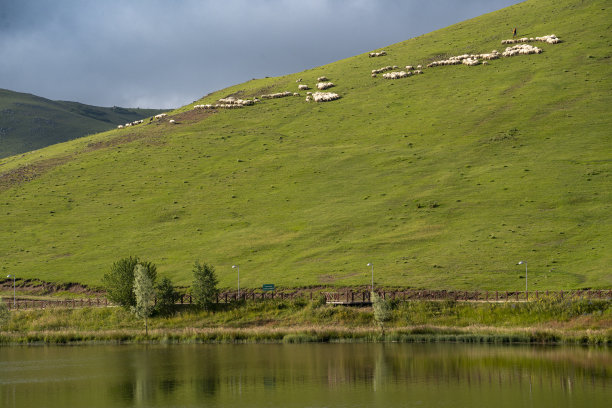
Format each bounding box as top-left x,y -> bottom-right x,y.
0,89 -> 167,158
0,0 -> 610,291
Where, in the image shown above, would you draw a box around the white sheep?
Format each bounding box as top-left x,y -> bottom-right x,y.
260,91 -> 293,99
372,66 -> 394,74
317,82 -> 335,90
312,92 -> 340,102
298,84 -> 309,90
317,76 -> 328,82
117,125 -> 124,129
169,119 -> 176,124
369,51 -> 387,57
382,71 -> 409,79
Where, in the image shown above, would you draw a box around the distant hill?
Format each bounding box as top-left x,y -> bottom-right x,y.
0,89 -> 167,157
0,0 -> 610,290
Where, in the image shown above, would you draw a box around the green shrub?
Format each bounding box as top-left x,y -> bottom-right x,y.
102,256 -> 157,309
192,261 -> 218,311
132,264 -> 155,335
155,277 -> 179,316
371,292 -> 391,333
0,298 -> 10,328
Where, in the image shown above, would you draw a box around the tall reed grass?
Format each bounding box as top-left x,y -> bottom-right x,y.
1,298 -> 609,345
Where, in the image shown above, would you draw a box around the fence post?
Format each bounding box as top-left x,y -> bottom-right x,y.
496,291 -> 498,301
560,290 -> 563,300
526,291 -> 528,301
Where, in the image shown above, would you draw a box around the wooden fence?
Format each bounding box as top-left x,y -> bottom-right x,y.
2,289 -> 611,310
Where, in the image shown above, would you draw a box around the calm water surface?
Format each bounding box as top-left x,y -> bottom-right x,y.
0,343 -> 609,407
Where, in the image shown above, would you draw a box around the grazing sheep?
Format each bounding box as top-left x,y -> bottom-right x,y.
382,71 -> 410,79
260,91 -> 293,99
218,97 -> 254,106
312,92 -> 340,102
462,58 -> 480,66
371,73 -> 377,78
117,125 -> 124,129
317,82 -> 335,90
317,76 -> 328,82
154,113 -> 167,119
169,119 -> 176,124
369,51 -> 387,57
416,65 -> 422,69
502,34 -> 561,45
372,66 -> 394,74
296,78 -> 302,82
502,44 -> 542,57
305,95 -> 312,102
298,84 -> 309,90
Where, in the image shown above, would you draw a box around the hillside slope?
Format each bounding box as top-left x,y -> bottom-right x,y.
0,89 -> 166,158
0,0 -> 610,290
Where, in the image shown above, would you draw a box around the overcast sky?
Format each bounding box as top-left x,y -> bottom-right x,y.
0,0 -> 522,109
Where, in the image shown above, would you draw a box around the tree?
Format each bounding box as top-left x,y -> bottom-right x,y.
371,292 -> 391,335
192,261 -> 218,311
0,298 -> 10,329
132,264 -> 155,335
102,256 -> 157,308
155,277 -> 179,316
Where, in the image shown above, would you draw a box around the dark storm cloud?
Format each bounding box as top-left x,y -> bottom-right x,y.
0,0 -> 521,108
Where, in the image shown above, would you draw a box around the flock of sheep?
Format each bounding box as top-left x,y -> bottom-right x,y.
502,34 -> 561,45
373,33 -> 559,77
117,33 -> 561,130
117,119 -> 144,129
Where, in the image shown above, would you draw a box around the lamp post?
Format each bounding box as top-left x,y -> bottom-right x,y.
518,261 -> 527,292
232,265 -> 239,298
367,263 -> 374,291
7,275 -> 15,307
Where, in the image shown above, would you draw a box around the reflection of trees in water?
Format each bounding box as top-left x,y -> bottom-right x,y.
1,344 -> 609,407
376,343 -> 610,392
94,343 -> 612,405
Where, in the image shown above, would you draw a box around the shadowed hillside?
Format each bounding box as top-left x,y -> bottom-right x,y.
0,0 -> 610,290
0,89 -> 166,157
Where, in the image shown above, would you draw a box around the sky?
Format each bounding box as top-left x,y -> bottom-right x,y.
0,0 -> 522,109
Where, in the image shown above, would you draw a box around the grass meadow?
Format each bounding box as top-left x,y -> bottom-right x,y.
0,0 -> 610,291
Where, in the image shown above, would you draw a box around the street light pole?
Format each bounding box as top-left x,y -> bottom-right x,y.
367,263 -> 374,291
7,275 -> 15,307
518,261 -> 527,292
232,265 -> 239,298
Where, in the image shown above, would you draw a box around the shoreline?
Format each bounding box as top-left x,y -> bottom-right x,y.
2,297 -> 610,346
1,325 -> 610,346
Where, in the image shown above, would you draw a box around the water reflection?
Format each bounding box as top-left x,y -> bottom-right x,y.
0,343 -> 609,407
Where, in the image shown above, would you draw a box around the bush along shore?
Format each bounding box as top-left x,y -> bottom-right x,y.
0,296 -> 610,345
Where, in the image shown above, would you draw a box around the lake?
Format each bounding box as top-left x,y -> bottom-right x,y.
0,343 -> 609,407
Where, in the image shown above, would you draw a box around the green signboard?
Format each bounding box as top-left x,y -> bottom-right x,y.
262,284 -> 275,291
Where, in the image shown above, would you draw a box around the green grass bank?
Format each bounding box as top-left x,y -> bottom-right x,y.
1,297 -> 610,345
